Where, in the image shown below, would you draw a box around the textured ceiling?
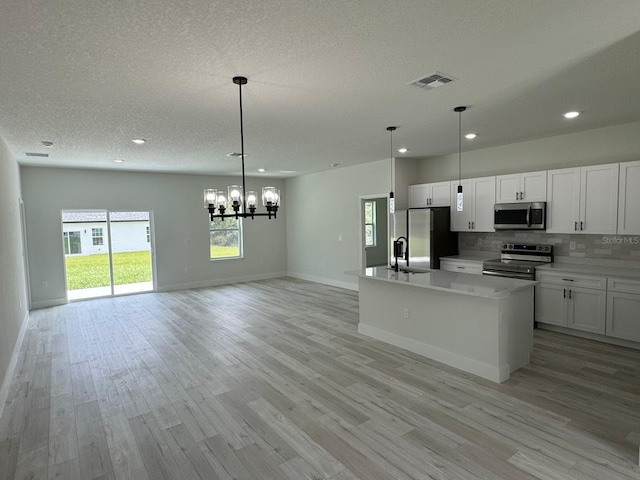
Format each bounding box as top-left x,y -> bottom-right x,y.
1,1 -> 640,177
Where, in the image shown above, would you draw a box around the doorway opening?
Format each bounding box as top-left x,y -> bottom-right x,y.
62,210 -> 154,300
361,196 -> 389,268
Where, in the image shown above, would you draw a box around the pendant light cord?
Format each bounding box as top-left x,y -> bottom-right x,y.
387,126 -> 396,199
458,110 -> 461,186
238,80 -> 247,212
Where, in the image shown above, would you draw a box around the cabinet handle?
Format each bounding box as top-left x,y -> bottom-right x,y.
574,221 -> 578,231
568,290 -> 572,299
521,191 -> 524,200
472,221 -> 475,229
468,222 -> 471,229
457,266 -> 465,269
561,278 -> 574,282
563,288 -> 566,298
516,192 -> 519,200
580,221 -> 583,231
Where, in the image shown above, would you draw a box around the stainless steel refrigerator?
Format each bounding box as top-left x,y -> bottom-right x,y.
390,207 -> 458,270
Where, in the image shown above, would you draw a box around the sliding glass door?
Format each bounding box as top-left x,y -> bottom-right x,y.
62,210 -> 154,300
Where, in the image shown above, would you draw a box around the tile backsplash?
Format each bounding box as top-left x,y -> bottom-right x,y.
460,232 -> 640,261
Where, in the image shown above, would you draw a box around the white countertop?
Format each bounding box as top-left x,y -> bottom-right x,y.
347,267 -> 536,299
537,262 -> 640,280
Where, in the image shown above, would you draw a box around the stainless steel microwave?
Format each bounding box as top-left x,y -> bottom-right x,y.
494,202 -> 546,230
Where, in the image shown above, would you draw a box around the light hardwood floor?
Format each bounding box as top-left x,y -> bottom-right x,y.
1,277 -> 640,479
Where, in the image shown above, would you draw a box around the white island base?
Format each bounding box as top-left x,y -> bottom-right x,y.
356,270 -> 534,383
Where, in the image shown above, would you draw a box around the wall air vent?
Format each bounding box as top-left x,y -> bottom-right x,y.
409,72 -> 457,90
25,152 -> 49,157
227,152 -> 248,157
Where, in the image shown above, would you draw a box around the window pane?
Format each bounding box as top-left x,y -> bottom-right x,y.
210,217 -> 242,259
364,202 -> 373,223
365,225 -> 374,246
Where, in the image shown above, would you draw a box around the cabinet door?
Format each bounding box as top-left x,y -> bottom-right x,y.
472,176 -> 496,232
546,168 -> 580,233
606,291 -> 640,342
535,284 -> 567,326
430,181 -> 451,207
495,174 -> 520,203
618,160 -> 640,235
521,171 -> 547,202
408,184 -> 429,208
580,164 -> 618,234
450,179 -> 473,231
567,287 -> 606,334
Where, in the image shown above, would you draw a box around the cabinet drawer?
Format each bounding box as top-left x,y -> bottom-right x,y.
607,277 -> 640,294
440,259 -> 483,275
535,271 -> 606,289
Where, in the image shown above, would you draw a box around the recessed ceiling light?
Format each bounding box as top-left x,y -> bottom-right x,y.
41,141 -> 54,147
563,111 -> 580,119
258,168 -> 266,172
132,138 -> 146,144
397,148 -> 408,154
465,133 -> 477,140
114,159 -> 125,163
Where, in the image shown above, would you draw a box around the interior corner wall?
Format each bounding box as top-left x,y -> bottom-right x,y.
394,157 -> 418,210
416,121 -> 640,183
0,138 -> 28,397
20,167 -> 287,308
285,160 -> 389,289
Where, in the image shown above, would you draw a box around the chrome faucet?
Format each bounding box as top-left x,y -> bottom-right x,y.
393,236 -> 408,272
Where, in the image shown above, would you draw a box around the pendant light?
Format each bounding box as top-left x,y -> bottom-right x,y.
454,106 -> 466,212
387,126 -> 397,214
204,76 -> 280,221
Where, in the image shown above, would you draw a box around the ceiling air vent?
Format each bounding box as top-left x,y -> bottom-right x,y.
25,152 -> 49,157
409,72 -> 457,90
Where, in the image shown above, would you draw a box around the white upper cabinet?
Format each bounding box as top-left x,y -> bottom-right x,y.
618,160 -> 640,235
547,164 -> 618,234
408,181 -> 451,208
450,176 -> 496,232
496,171 -> 547,203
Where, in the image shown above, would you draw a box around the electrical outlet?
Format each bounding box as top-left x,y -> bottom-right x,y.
403,308 -> 410,319
41,281 -> 48,288
338,235 -> 343,242
477,237 -> 483,246
570,241 -> 576,250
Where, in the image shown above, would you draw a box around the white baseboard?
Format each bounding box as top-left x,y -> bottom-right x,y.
158,271 -> 288,292
0,310 -> 29,420
30,297 -> 67,310
286,272 -> 358,291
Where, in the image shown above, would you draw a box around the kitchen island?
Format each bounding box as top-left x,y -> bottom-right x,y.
350,267 -> 536,382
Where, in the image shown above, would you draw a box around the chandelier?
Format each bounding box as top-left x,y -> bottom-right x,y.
204,76 -> 280,221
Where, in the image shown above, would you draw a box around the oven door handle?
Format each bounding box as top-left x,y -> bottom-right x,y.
526,206 -> 531,227
482,270 -> 535,280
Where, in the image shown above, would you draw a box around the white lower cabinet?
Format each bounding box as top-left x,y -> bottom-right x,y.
606,277 -> 640,342
535,271 -> 606,335
440,258 -> 483,275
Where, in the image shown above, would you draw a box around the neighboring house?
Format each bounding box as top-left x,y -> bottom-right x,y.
61,211 -> 150,256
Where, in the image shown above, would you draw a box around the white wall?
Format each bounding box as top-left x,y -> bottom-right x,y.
286,160 -> 389,289
21,167 -> 287,308
417,121 -> 640,183
0,137 -> 28,403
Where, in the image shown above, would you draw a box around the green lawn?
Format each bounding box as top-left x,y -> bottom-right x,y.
65,251 -> 152,289
210,245 -> 240,258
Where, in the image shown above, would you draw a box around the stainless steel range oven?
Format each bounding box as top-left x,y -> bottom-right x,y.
482,243 -> 553,281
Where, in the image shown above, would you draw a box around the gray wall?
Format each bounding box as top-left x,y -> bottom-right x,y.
21,167 -> 287,308
417,120 -> 640,183
286,160 -> 389,289
0,138 -> 28,394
